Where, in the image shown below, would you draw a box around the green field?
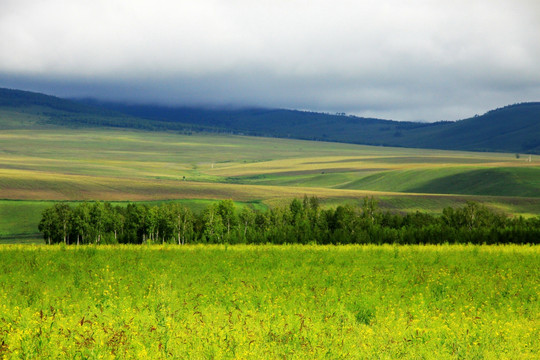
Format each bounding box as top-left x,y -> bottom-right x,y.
1,128 -> 539,240
0,245 -> 537,359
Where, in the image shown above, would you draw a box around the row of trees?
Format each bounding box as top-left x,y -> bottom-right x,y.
39,197 -> 540,245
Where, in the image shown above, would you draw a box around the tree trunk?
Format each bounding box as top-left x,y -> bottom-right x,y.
182,222 -> 186,245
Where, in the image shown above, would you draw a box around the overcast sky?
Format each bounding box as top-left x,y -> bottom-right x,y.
1,0 -> 539,121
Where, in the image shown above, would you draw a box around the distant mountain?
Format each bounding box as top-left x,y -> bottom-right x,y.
1,87 -> 539,153
0,87 -> 217,132
410,103 -> 540,153
80,98 -> 540,154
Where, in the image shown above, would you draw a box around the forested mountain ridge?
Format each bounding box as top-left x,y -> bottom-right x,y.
1,87 -> 539,153
90,100 -> 540,154
0,87 -> 217,132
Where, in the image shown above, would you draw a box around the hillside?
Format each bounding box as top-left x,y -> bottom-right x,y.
393,103 -> 540,153
0,88 -> 217,132
1,87 -> 539,153
94,101 -> 540,154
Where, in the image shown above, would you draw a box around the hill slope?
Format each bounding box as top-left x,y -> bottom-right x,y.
393,103 -> 540,153
1,87 -> 539,153
78,99 -> 540,154
0,88 -> 217,132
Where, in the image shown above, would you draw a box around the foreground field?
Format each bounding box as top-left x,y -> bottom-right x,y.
0,245 -> 537,359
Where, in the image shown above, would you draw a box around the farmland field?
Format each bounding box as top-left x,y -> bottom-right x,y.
1,128 -> 539,241
0,245 -> 537,359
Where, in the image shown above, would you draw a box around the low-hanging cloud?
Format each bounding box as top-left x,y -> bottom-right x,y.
1,0 -> 539,121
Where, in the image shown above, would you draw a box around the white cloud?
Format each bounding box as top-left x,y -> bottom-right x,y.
1,0 -> 539,120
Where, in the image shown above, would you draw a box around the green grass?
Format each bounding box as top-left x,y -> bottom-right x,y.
407,167 -> 540,197
0,245 -> 537,359
225,166 -> 540,200
0,201 -> 52,237
0,236 -> 43,245
337,167 -> 540,197
226,171 -> 367,188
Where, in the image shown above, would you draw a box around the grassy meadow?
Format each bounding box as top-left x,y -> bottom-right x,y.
0,245 -> 537,359
1,117 -> 539,359
0,128 -> 539,240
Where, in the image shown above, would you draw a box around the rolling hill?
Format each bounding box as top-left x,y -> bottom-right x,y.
82,98 -> 540,154
1,87 -> 539,241
1,87 -> 539,153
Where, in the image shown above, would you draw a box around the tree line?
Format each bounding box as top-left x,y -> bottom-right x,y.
39,197 -> 540,245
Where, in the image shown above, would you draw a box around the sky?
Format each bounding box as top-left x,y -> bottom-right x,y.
1,0 -> 539,121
